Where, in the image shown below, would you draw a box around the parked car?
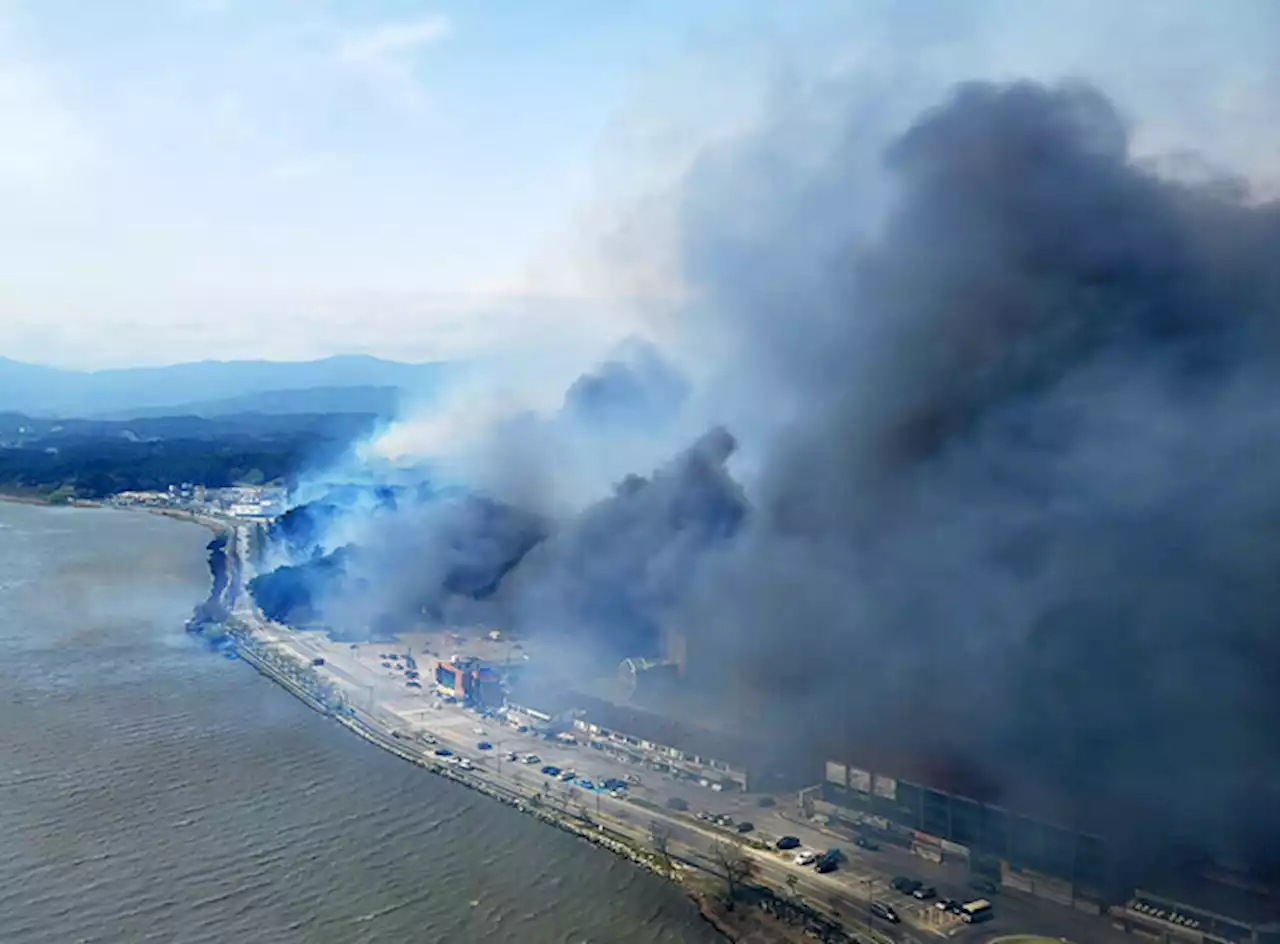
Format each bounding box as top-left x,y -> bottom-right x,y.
937,899 -> 964,914
476,742 -> 492,750
890,876 -> 922,894
665,797 -> 689,811
968,878 -> 999,895
776,836 -> 801,850
433,748 -> 453,757
522,754 -> 540,764
913,885 -> 937,901
558,770 -> 576,782
735,821 -> 755,834
794,850 -> 818,866
854,835 -> 879,851
815,857 -> 838,874
540,765 -> 560,776
578,779 -> 595,790
871,901 -> 901,923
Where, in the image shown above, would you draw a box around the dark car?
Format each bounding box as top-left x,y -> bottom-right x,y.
433,748 -> 452,757
815,857 -> 838,874
871,901 -> 901,923
969,878 -> 998,894
913,885 -> 937,901
854,835 -> 879,851
937,898 -> 964,915
603,778 -> 627,791
476,741 -> 492,750
540,765 -> 560,776
890,876 -> 922,894
665,797 -> 689,811
776,836 -> 801,850
736,821 -> 755,834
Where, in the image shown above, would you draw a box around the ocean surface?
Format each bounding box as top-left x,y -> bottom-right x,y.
0,501 -> 722,944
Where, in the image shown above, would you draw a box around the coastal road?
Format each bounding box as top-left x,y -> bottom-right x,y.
249,620 -> 1130,944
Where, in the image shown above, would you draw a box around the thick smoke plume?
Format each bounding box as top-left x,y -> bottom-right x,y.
503,425 -> 746,657
672,79 -> 1280,876
252,74 -> 1280,881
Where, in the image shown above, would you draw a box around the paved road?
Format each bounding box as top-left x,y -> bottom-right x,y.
256,622 -> 1131,944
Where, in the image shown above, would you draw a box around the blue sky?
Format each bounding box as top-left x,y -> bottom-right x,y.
0,0 -> 844,367
1,0 -> 1276,369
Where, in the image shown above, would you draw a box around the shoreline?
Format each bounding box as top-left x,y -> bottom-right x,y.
225,621 -> 760,942
4,496 -> 865,943
188,521 -> 863,944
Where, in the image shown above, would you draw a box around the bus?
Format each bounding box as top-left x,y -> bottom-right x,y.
960,899 -> 994,924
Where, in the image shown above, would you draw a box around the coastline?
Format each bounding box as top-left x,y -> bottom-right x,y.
178,516 -> 863,944
2,496 -> 865,943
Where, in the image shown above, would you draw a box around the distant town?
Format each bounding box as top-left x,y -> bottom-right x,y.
110,484 -> 288,520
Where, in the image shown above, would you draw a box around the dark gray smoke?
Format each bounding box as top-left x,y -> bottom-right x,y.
502,425 -> 746,660
671,79 -> 1280,876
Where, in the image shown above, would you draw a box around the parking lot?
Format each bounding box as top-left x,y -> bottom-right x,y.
272,626 -> 1134,944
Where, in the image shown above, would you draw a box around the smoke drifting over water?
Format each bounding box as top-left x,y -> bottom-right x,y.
258,70 -> 1280,878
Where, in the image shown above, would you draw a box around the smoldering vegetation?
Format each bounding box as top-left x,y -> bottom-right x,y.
250,79 -> 1280,876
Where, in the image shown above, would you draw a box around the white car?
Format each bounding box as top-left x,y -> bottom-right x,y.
522,754 -> 540,764
794,850 -> 818,866
459,758 -> 474,770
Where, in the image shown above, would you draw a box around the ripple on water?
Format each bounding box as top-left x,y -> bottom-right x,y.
0,503 -> 722,944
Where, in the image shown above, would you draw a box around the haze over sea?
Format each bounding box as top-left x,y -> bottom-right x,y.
0,501 -> 721,944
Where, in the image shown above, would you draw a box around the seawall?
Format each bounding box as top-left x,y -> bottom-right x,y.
196,522 -> 864,944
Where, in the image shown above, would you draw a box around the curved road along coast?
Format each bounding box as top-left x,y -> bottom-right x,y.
194,516 -> 1130,944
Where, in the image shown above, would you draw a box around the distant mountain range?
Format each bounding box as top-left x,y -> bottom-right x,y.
0,355 -> 448,418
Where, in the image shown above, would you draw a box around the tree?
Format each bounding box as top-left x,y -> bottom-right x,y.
785,874 -> 799,900
711,841 -> 756,904
650,821 -> 674,879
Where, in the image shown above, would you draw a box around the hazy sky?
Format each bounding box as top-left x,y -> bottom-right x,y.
2,1 -> 1276,369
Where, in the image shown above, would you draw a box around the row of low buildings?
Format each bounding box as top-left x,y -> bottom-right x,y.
816,754 -> 1280,944
422,640 -> 1280,942
112,484 -> 287,519
424,653 -> 788,794
494,677 -> 803,794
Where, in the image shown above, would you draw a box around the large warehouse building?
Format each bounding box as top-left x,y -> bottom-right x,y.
821,755 -> 1109,897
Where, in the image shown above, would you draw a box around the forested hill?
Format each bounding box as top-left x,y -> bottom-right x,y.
0,411 -> 375,500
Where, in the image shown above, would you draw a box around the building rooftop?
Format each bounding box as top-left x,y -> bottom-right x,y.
576,696 -> 759,770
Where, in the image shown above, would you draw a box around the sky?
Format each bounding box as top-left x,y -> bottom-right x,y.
1,0 -> 1276,369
